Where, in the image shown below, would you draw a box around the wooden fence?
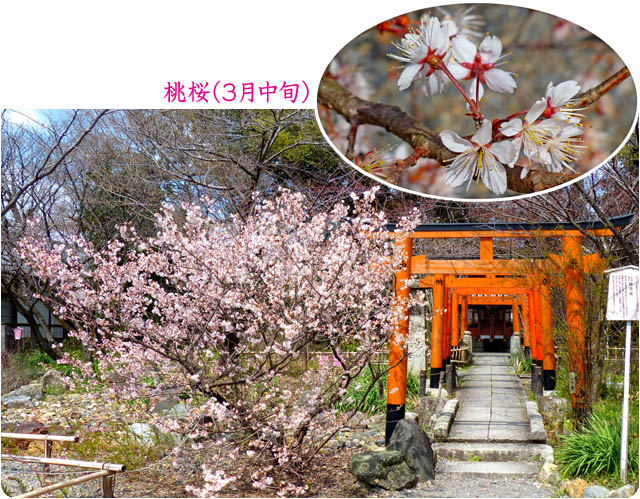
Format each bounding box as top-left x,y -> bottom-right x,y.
1,432 -> 124,498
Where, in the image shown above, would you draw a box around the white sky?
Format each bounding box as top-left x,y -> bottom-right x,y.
0,0 -> 638,109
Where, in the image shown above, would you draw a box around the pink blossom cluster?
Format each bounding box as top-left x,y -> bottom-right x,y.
18,188 -> 419,494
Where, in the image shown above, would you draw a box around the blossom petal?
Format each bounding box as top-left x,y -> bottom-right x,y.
440,130 -> 473,152
452,36 -> 476,63
444,152 -> 476,188
520,164 -> 530,179
422,71 -> 448,97
397,64 -> 421,90
425,17 -> 448,55
467,78 -> 484,102
478,35 -> 502,63
490,140 -> 518,165
548,80 -> 581,106
480,152 -> 507,194
485,68 -> 517,94
446,61 -> 469,80
500,118 -> 522,137
471,120 -> 492,146
526,98 -> 547,123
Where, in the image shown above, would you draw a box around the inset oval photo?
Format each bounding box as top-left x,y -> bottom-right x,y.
317,4 -> 637,200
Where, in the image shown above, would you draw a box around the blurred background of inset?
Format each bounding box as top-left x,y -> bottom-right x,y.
317,3 -> 637,199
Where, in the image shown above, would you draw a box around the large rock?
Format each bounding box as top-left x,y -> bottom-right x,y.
2,383 -> 43,407
415,396 -> 446,434
606,485 -> 636,498
566,478 -> 588,498
350,450 -> 417,490
388,419 -> 436,481
129,423 -> 157,445
41,370 -> 69,393
1,395 -> 33,408
583,485 -> 611,498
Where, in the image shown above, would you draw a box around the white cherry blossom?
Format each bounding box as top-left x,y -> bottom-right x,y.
388,16 -> 450,92
448,35 -> 517,102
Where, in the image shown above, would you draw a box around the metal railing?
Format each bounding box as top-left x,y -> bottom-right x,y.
1,432 -> 125,497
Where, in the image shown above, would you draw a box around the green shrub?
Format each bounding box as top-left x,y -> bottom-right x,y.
556,409 -> 639,483
337,365 -> 420,414
511,351 -> 532,375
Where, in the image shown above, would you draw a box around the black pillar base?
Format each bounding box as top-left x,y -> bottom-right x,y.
429,367 -> 442,388
543,369 -> 556,391
524,346 -> 531,357
384,404 -> 405,445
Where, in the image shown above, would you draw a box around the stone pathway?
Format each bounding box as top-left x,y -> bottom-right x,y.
448,352 -> 531,442
402,352 -> 557,497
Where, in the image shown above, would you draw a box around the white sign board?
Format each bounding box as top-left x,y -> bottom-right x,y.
606,266 -> 639,321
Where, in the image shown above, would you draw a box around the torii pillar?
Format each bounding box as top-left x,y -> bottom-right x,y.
540,283 -> 556,391
385,236 -> 412,443
430,273 -> 445,388
563,235 -> 590,420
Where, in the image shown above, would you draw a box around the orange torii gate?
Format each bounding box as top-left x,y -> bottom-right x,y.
384,214 -> 632,443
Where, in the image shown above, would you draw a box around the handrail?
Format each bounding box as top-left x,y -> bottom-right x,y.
1,432 -> 79,443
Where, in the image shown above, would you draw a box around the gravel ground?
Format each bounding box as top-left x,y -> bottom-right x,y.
373,474 -> 556,498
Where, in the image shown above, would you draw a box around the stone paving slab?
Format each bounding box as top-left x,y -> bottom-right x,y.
448,353 -> 532,443
436,460 -> 540,477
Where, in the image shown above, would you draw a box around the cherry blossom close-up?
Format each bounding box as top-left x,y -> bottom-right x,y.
317,3 -> 637,200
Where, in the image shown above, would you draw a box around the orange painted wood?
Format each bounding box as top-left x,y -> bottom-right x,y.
431,274 -> 445,371
451,293 -> 460,347
405,228 -> 614,239
540,284 -> 556,372
387,237 -> 412,406
460,296 -> 468,340
480,237 -> 494,260
562,235 -> 589,414
512,301 -> 521,334
533,290 -> 544,364
411,253 -> 605,275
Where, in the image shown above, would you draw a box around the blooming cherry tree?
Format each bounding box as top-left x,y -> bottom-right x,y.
18,188 -> 419,495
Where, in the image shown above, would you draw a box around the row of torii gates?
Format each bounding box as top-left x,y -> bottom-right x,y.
384,214 -> 633,442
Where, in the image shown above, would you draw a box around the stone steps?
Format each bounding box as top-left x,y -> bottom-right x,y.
433,441 -> 553,463
436,460 -> 540,478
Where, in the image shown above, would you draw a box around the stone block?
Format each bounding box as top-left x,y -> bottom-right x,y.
350,450 -> 417,490
434,399 -> 458,440
583,485 -> 611,498
387,419 -> 435,481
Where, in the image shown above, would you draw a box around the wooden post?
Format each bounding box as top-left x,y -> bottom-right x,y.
451,292 -> 460,348
512,300 -> 520,334
385,236 -> 412,444
562,235 -> 590,422
102,473 -> 116,498
527,291 -> 537,363
521,295 -> 531,350
460,296 -> 468,341
480,237 -> 493,260
430,273 -> 445,388
443,287 -> 451,367
540,283 -> 556,391
533,290 -> 544,369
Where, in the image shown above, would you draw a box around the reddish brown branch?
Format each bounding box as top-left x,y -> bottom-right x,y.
346,122 -> 359,160
573,66 -> 631,108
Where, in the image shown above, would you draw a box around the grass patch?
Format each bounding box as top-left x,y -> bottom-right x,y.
510,351 -> 532,376
556,404 -> 639,486
66,420 -> 176,471
337,365 -> 420,414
